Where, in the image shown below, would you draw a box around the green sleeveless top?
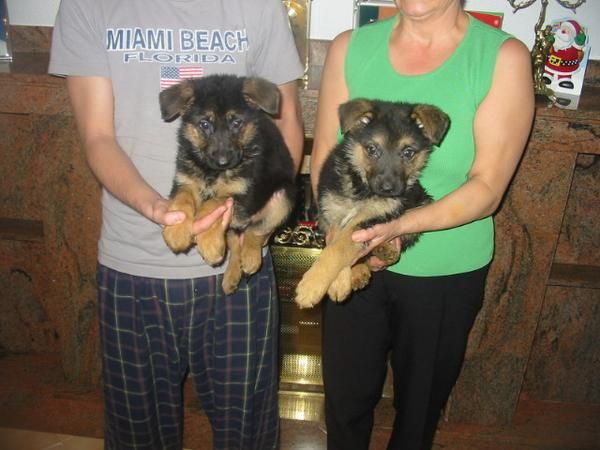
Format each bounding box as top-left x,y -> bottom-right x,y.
345,15 -> 511,276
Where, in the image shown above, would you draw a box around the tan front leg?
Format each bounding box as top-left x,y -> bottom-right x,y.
195,198 -> 227,266
327,266 -> 353,302
222,232 -> 243,294
351,263 -> 372,291
240,230 -> 264,276
294,228 -> 363,309
162,186 -> 198,253
327,261 -> 373,301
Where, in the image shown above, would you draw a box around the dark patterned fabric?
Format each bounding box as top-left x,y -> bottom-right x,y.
97,256 -> 279,450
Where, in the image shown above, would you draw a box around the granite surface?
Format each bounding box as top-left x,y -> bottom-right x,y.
1,34 -> 599,427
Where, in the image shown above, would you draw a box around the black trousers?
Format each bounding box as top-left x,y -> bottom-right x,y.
322,265 -> 489,450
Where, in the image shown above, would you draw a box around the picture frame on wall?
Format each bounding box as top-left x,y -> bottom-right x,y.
353,0 -> 397,28
0,0 -> 12,61
353,0 -> 504,30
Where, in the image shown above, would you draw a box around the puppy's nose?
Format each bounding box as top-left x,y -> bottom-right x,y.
217,155 -> 231,167
372,176 -> 404,196
378,182 -> 397,194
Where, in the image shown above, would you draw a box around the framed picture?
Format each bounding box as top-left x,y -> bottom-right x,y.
353,1 -> 504,30
354,0 -> 397,28
0,0 -> 12,61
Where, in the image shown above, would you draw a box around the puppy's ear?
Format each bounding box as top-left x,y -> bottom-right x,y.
159,80 -> 195,122
242,77 -> 281,116
411,104 -> 450,145
338,99 -> 374,133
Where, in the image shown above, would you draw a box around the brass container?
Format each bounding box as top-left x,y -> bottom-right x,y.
270,245 -> 322,302
271,244 -> 324,389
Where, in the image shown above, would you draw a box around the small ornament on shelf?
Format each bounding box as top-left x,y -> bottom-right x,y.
542,17 -> 590,109
272,222 -> 325,249
507,0 -> 588,107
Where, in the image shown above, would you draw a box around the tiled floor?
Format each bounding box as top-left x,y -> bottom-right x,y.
0,428 -> 199,450
0,427 -> 104,450
1,354 -> 599,450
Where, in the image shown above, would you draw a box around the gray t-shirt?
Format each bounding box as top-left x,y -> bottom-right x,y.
49,0 -> 303,279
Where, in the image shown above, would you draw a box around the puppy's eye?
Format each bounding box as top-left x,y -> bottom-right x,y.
402,147 -> 416,158
230,118 -> 243,130
365,143 -> 380,158
198,119 -> 211,131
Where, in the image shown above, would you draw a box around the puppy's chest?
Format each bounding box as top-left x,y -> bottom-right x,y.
178,169 -> 249,200
319,193 -> 403,230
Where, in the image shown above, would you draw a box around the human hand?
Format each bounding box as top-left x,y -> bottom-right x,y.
366,238 -> 402,271
191,197 -> 234,235
151,197 -> 233,233
352,221 -> 400,262
150,197 -> 185,226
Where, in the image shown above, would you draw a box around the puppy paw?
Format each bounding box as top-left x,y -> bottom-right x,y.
295,271 -> 328,309
163,222 -> 193,253
327,267 -> 352,302
351,263 -> 372,291
196,232 -> 226,266
241,250 -> 262,275
371,243 -> 400,266
222,264 -> 242,295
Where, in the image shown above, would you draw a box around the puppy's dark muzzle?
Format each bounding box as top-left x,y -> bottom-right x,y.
207,140 -> 242,170
370,175 -> 405,197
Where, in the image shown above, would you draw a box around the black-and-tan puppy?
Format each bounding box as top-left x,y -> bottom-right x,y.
295,99 -> 449,308
160,74 -> 296,294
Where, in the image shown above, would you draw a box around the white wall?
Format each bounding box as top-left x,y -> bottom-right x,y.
5,0 -> 61,26
6,0 -> 599,59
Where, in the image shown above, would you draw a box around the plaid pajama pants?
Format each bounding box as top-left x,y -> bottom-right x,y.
97,256 -> 280,450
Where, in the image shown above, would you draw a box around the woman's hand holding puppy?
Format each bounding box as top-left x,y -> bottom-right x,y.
352,221 -> 404,269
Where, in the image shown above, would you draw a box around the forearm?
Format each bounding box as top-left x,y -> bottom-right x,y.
84,135 -> 162,220
396,176 -> 499,237
67,75 -> 163,221
351,175 -> 503,252
275,81 -> 305,174
276,114 -> 304,173
309,31 -> 351,195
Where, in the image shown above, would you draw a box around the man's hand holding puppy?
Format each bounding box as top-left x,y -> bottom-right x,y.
152,197 -> 234,236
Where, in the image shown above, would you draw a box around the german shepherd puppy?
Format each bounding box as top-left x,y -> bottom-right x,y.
160,74 -> 296,294
295,99 -> 449,308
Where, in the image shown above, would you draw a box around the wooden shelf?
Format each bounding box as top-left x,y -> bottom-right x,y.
0,218 -> 44,242
547,263 -> 600,289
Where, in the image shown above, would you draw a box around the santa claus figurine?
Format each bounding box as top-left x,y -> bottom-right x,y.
544,19 -> 588,89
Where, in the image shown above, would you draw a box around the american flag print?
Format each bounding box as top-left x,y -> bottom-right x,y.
160,65 -> 204,90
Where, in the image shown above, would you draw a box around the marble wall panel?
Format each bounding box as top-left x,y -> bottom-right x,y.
0,111 -> 102,385
554,154 -> 600,266
529,114 -> 600,156
523,286 -> 600,403
0,73 -> 69,114
9,26 -> 53,53
445,148 -> 578,425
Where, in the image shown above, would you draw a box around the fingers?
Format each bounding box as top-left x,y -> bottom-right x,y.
190,197 -> 234,234
162,210 -> 186,226
367,256 -> 387,272
191,205 -> 226,235
351,228 -> 372,244
350,240 -> 372,265
151,198 -> 185,226
350,225 -> 402,268
221,197 -> 234,227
